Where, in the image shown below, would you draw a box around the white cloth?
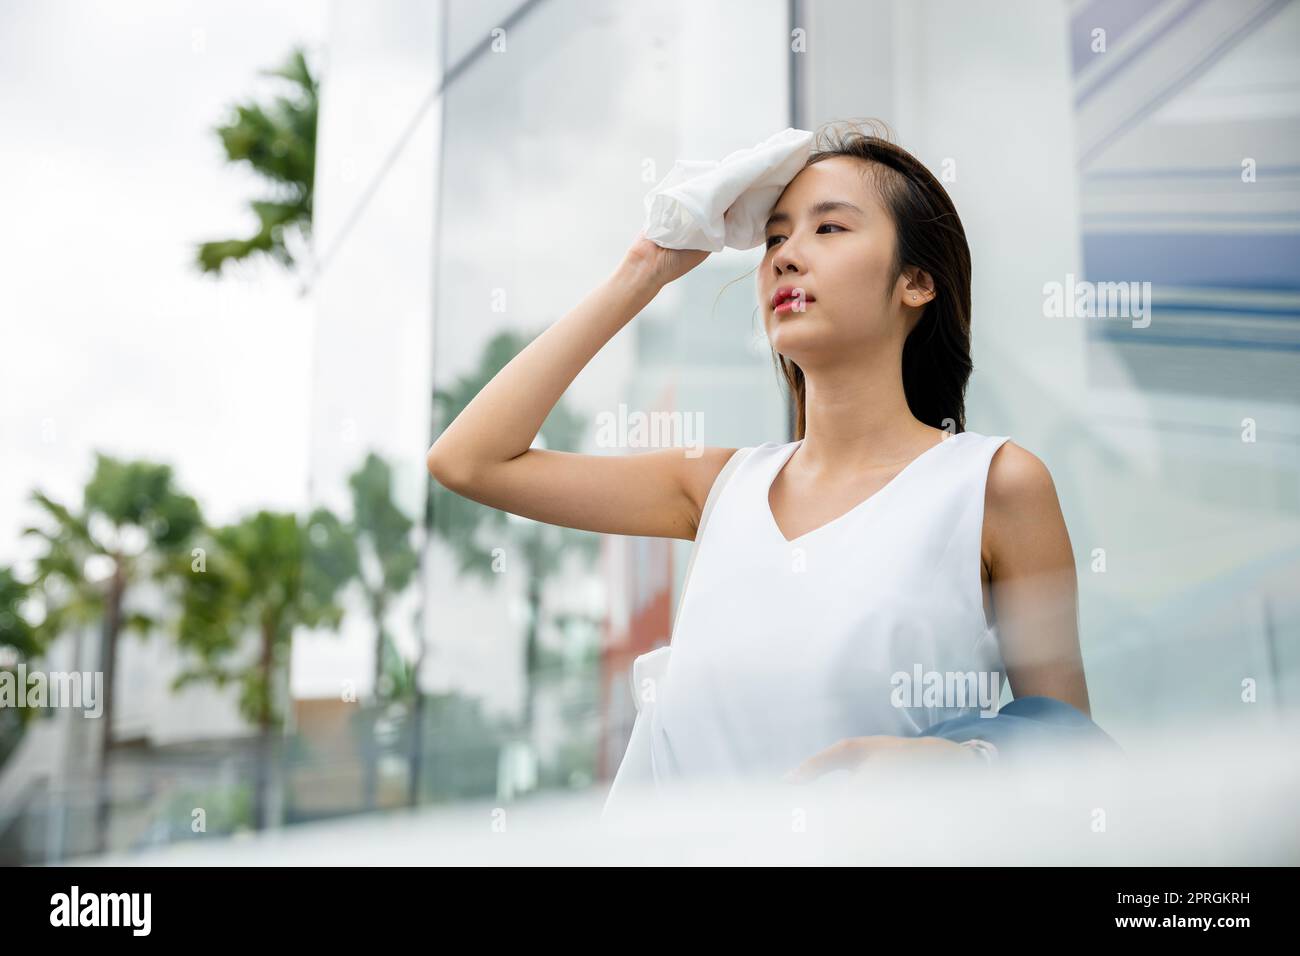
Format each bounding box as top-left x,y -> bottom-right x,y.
601,448 -> 755,823
641,127 -> 815,252
599,645 -> 670,820
647,431 -> 1013,788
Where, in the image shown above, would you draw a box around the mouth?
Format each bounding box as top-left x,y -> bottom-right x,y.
771,285 -> 815,314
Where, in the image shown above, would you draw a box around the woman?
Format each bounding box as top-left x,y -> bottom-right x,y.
426,122 -> 1091,789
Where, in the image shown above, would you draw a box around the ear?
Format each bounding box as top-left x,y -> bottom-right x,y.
902,269 -> 936,307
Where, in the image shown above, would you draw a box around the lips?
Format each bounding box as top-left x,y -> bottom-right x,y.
771,285 -> 815,311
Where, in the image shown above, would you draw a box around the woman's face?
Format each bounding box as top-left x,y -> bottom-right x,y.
758,156 -> 919,364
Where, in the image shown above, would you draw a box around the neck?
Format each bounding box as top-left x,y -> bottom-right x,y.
796,346 -> 940,473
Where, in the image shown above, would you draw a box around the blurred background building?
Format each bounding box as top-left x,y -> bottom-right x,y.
1,0 -> 1297,862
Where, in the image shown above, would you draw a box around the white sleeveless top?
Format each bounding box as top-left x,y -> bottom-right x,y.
649,430 -> 1012,787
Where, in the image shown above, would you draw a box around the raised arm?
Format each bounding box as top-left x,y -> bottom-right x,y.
425,236 -> 735,541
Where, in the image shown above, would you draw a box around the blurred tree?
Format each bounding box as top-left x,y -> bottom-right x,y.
427,329 -> 601,746
345,452 -> 419,810
0,567 -> 40,659
23,455 -> 202,854
195,46 -> 318,279
173,508 -> 356,830
0,566 -> 43,770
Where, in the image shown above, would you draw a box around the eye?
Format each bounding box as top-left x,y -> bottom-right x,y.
764,222 -> 846,249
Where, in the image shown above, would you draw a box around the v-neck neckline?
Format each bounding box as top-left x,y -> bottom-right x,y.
765,432 -> 961,545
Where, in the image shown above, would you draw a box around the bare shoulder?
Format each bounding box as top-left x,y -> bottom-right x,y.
986,439 -> 1058,507
983,439 -> 1070,565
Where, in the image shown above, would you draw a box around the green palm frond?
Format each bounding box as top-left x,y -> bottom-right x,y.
0,567 -> 39,660
174,507 -> 354,728
195,46 -> 318,277
25,491 -> 97,551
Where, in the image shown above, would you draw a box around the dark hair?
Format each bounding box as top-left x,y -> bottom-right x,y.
774,119 -> 973,438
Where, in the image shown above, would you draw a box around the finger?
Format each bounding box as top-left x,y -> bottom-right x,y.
783,738 -> 872,784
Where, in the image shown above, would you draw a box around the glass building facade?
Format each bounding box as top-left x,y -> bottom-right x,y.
304,0 -> 1300,807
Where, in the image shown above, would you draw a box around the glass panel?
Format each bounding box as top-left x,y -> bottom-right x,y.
429,0 -> 790,797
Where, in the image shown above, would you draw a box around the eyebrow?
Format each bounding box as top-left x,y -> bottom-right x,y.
765,199 -> 865,231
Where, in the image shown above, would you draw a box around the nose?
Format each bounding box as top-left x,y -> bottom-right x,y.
764,227 -> 806,278
771,236 -> 804,277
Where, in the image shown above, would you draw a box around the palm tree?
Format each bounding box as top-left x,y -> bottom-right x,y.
427,330 -> 601,743
346,452 -> 419,810
195,46 -> 318,280
23,455 -> 202,853
0,566 -> 42,770
173,508 -> 355,830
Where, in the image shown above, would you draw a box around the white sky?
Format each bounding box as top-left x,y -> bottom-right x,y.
0,0 -> 329,568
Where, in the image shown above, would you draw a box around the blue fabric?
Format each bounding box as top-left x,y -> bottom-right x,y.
919,696 -> 1123,766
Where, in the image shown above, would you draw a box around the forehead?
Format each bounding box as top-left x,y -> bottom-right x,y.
770,156 -> 886,219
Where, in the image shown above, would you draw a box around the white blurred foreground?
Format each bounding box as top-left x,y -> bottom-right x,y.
69,716 -> 1299,865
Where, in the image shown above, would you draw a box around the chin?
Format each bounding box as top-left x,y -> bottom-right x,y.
767,319 -> 825,357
